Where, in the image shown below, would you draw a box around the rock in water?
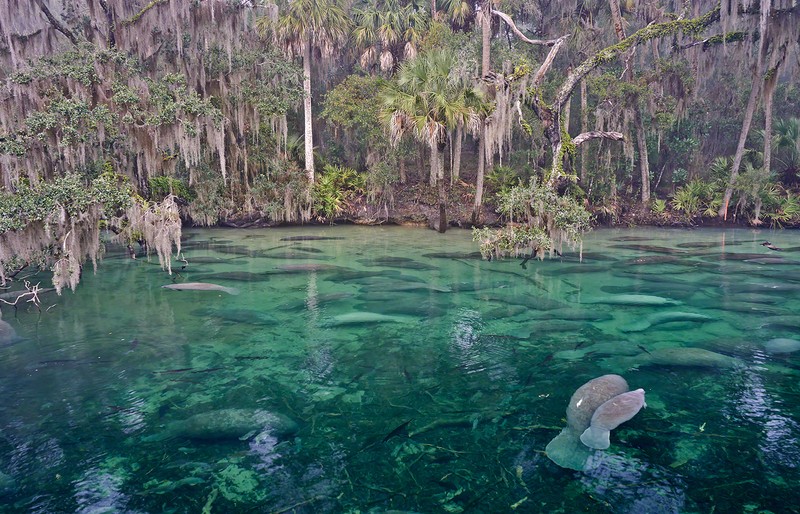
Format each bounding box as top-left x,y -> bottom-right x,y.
580,389 -> 646,450
162,282 -> 239,295
144,409 -> 297,442
545,374 -> 629,471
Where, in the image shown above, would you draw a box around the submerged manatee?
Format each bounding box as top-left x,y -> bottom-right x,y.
324,312 -> 411,326
162,282 -> 239,295
579,294 -> 680,307
0,471 -> 15,496
608,347 -> 741,369
144,409 -> 297,442
763,338 -> 800,354
621,312 -> 713,332
545,374 -> 629,471
580,389 -> 646,450
0,319 -> 17,346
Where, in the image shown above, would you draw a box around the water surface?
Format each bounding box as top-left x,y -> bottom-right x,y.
1,226 -> 799,513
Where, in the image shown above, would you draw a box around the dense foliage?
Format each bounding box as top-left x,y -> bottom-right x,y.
1,0 -> 800,288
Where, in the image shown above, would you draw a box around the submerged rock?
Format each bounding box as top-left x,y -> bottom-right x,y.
580,389 -> 647,450
144,409 -> 297,442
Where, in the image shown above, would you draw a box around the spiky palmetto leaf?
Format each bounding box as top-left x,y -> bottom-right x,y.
380,50 -> 485,148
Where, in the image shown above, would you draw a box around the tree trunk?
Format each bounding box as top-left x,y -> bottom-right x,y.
452,122 -> 463,184
755,44 -> 786,224
635,107 -> 650,202
720,0 -> 771,220
720,78 -> 761,219
481,5 -> 491,76
472,134 -> 486,225
610,0 -> 650,203
302,37 -> 315,185
399,157 -> 407,184
580,78 -> 588,184
429,140 -> 437,186
430,140 -> 447,232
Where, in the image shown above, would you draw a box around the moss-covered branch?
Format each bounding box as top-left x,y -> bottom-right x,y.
676,31 -> 748,51
122,0 -> 168,26
552,3 -> 721,111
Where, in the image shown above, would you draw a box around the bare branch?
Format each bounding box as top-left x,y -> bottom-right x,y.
491,9 -> 566,46
34,0 -> 78,46
573,131 -> 624,146
532,36 -> 569,86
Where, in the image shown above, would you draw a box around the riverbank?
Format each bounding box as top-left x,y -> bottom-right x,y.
215,181 -> 777,231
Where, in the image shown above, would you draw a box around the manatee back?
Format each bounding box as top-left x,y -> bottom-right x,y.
566,374 -> 629,431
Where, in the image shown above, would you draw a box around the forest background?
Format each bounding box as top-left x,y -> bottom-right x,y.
1,0 -> 799,293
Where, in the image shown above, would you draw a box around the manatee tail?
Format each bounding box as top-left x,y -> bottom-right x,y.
222,286 -> 240,296
580,426 -> 611,450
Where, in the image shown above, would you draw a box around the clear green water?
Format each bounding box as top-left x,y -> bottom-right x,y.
1,226 -> 800,513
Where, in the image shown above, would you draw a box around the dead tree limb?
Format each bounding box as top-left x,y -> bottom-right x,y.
34,0 -> 78,45
491,9 -> 566,46
573,131 -> 624,146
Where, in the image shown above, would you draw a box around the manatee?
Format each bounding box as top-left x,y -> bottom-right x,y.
144,409 -> 297,442
191,307 -> 277,325
611,347 -> 741,369
763,338 -> 800,354
184,256 -> 243,264
580,389 -> 646,450
610,244 -> 687,255
620,312 -> 713,332
0,287 -> 55,302
529,308 -> 613,322
324,312 -> 411,326
273,263 -> 344,273
280,235 -> 345,241
162,282 -> 239,295
0,319 -> 18,346
579,294 -> 680,307
192,272 -> 270,282
744,257 -> 794,265
0,471 -> 15,496
545,374 -> 629,471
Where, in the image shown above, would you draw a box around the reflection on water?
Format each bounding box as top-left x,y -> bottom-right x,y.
1,226 -> 799,512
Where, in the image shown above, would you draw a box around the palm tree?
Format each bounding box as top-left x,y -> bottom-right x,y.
256,0 -> 351,186
381,50 -> 484,232
773,117 -> 800,184
352,0 -> 429,73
